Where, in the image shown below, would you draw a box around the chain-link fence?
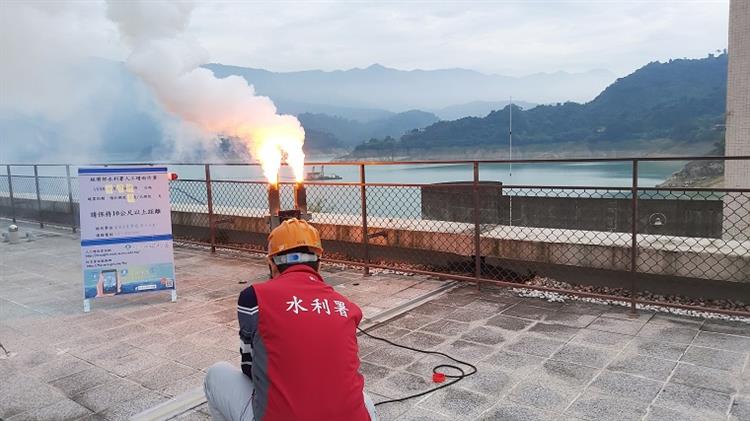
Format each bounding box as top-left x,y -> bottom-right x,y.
2,158 -> 749,315
637,187 -> 749,283
1,165 -> 78,230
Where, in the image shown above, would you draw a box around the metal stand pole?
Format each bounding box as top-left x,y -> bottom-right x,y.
360,164 -> 370,276
629,160 -> 639,316
473,162 -> 481,290
34,165 -> 43,228
6,165 -> 15,223
205,164 -> 216,253
66,165 -> 76,232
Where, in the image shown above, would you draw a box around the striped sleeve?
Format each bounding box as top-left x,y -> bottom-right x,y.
238,286 -> 259,378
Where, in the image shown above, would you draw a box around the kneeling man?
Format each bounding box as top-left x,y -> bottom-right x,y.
204,218 -> 377,421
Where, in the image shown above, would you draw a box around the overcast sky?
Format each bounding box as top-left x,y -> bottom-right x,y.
2,0 -> 731,78
0,0 -> 733,161
184,0 -> 730,77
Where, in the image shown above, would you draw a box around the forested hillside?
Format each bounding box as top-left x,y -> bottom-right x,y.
350,54 -> 727,158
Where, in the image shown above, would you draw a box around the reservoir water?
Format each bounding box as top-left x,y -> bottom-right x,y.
5,160 -> 689,220
164,161 -> 689,219
169,160 -> 686,187
10,160 -> 684,187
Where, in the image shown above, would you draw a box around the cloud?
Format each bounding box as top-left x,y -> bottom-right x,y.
191,1 -> 729,76
105,1 -> 305,182
0,1 -> 166,162
0,2 -> 118,119
0,0 -> 730,162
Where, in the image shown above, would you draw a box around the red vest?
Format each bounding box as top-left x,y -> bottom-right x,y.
253,265 -> 370,421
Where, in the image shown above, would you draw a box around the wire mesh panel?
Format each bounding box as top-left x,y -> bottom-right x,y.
169,179 -> 210,243
70,174 -> 80,203
0,167 -> 12,222
9,175 -> 36,200
279,183 -> 295,211
365,184 -> 476,273
211,180 -> 268,218
368,185 -> 421,219
170,179 -> 209,213
1,158 -> 748,315
208,180 -> 269,251
302,183 -> 364,261
36,176 -> 71,202
0,170 -> 9,198
723,191 -> 750,241
0,166 -> 77,227
5,175 -> 40,223
477,187 -> 633,284
637,188 -> 750,283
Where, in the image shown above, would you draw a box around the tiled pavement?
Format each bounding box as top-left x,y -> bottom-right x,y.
2,224 -> 749,421
0,224 -> 443,420
354,287 -> 750,421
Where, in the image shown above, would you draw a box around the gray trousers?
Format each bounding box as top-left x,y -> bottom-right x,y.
204,362 -> 379,421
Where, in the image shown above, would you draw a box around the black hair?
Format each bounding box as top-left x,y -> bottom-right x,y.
273,246 -> 320,274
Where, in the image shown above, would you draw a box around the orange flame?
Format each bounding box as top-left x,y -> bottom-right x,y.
250,126 -> 305,186
257,141 -> 283,185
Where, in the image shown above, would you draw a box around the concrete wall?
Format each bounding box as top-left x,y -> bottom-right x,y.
421,182 -> 503,224
503,196 -> 722,238
170,209 -> 749,283
421,185 -> 724,238
2,196 -> 746,283
0,196 -> 78,227
724,0 -> 750,240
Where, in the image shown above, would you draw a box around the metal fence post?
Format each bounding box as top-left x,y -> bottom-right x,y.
33,165 -> 43,228
66,165 -> 76,232
629,159 -> 639,315
205,164 -> 216,253
473,162 -> 481,289
360,164 -> 370,276
6,165 -> 16,223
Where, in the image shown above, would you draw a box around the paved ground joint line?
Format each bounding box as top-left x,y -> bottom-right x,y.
130,283 -> 459,421
559,312 -> 647,415
726,351 -> 750,421
641,319 -> 704,421
4,222 -> 748,421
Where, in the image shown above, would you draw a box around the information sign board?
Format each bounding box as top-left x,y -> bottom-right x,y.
78,167 -> 176,311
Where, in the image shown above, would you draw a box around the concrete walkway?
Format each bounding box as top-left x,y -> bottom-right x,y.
171,281 -> 750,421
356,286 -> 750,421
1,222 -> 749,420
0,223 -> 444,420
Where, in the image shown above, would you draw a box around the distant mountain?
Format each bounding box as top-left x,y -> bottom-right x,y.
204,63 -> 615,112
433,100 -> 537,120
298,110 -> 439,147
0,58 -> 166,162
301,128 -> 345,153
349,54 -> 728,159
272,99 -> 394,123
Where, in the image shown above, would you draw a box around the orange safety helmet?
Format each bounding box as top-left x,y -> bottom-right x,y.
268,218 -> 323,257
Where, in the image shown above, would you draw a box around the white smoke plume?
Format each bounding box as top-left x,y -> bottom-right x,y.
0,1 -> 150,162
106,1 -> 306,183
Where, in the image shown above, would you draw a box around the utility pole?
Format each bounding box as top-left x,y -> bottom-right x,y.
509,96 -> 513,227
